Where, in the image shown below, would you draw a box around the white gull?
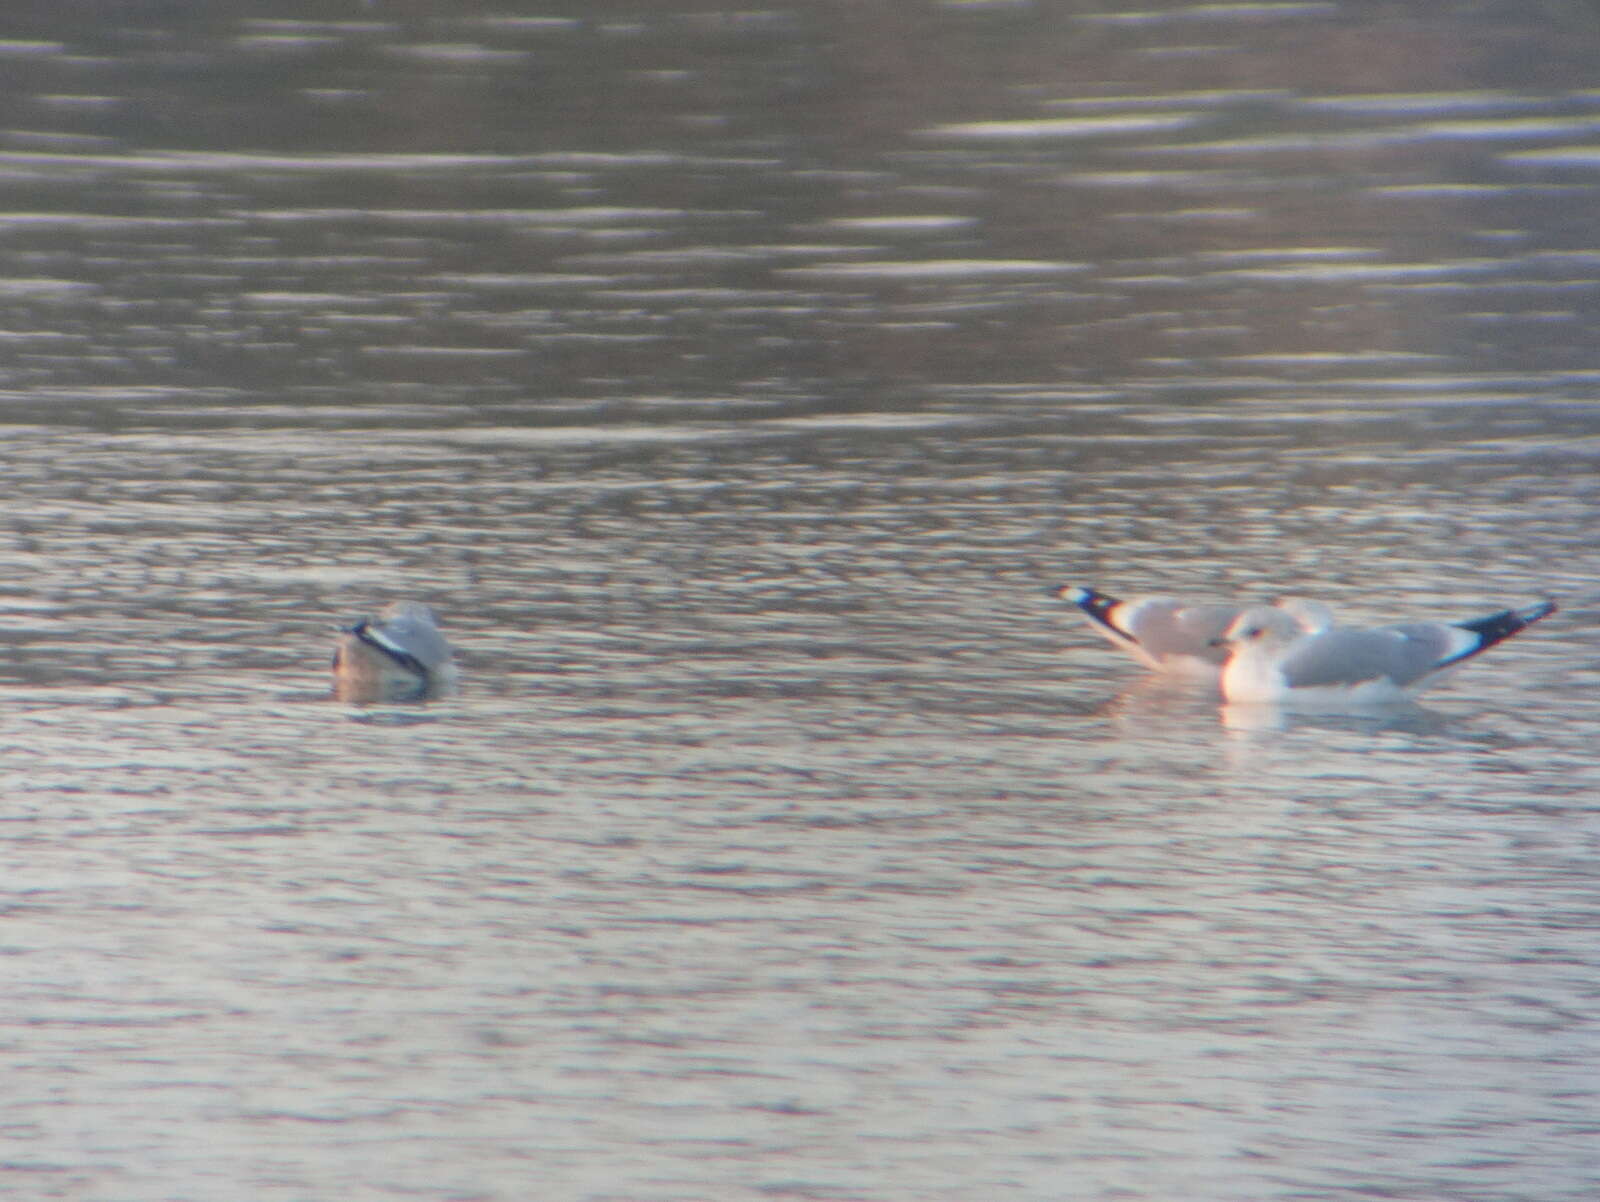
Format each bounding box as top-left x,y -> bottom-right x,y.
1057,583 -> 1334,678
1215,598 -> 1556,707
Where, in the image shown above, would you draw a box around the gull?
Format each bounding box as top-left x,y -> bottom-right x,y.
333,601 -> 458,702
1057,584 -> 1334,677
1215,599 -> 1556,706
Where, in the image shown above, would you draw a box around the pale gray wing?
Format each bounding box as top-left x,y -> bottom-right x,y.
375,603 -> 455,674
1132,602 -> 1242,660
1276,624 -> 1466,689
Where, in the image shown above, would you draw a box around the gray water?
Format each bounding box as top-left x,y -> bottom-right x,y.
2,3 -> 1600,1200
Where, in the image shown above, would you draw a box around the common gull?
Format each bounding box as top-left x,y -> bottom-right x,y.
1215,598 -> 1555,706
1057,584 -> 1334,677
333,600 -> 458,702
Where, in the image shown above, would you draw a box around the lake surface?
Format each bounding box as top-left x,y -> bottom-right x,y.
1,3 -> 1599,1200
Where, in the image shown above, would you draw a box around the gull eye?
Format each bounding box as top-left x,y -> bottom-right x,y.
1247,627 -> 1263,639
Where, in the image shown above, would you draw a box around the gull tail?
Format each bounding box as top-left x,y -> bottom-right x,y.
1444,598 -> 1557,666
1055,584 -> 1134,643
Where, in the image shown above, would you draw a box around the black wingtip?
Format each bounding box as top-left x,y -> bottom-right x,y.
1056,584 -> 1140,645
1452,598 -> 1557,656
1056,583 -> 1119,616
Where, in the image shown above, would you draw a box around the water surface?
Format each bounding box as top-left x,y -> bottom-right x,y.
1,4 -> 1599,1200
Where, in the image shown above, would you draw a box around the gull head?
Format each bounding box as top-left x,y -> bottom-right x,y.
1214,605 -> 1304,650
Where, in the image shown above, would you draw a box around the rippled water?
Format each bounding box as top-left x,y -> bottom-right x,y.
2,4 -> 1600,1201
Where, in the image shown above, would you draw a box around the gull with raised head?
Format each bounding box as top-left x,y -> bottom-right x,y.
1057,584 -> 1334,677
333,600 -> 458,702
1215,599 -> 1556,706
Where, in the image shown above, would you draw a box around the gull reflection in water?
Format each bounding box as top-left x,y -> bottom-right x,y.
1220,698 -> 1453,736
